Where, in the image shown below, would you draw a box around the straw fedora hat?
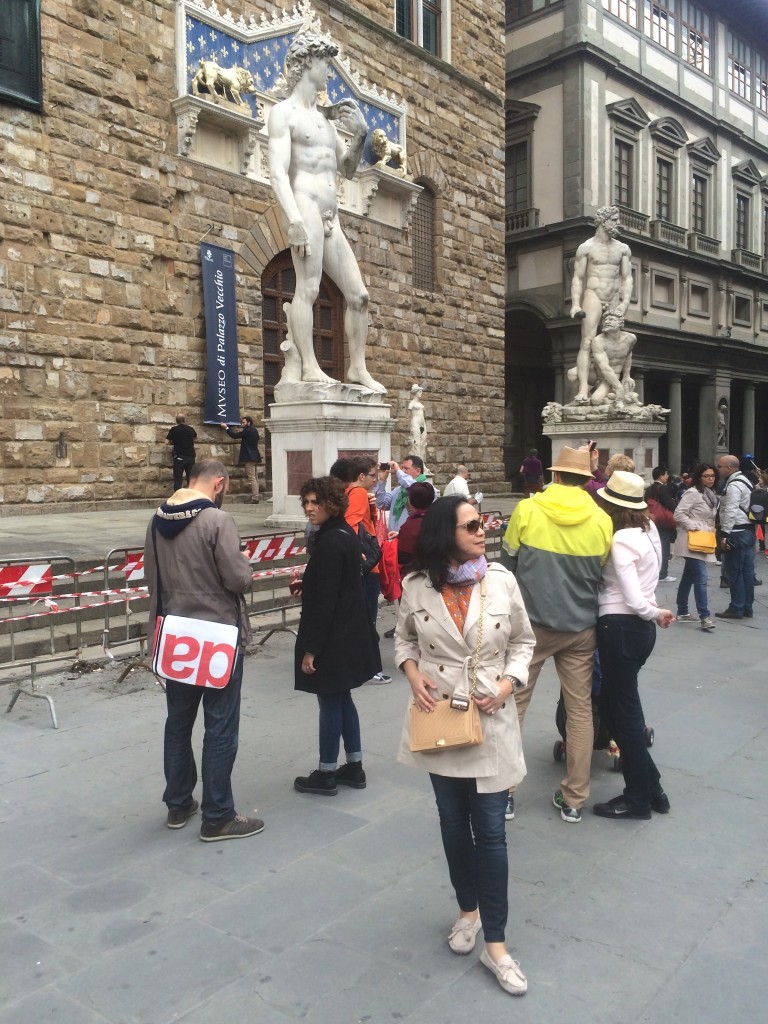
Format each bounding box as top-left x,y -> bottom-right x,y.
547,446 -> 593,478
596,471 -> 648,509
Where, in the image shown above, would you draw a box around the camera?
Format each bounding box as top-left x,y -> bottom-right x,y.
379,462 -> 390,472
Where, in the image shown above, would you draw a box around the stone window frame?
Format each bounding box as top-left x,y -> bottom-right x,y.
607,99 -> 650,213
506,0 -> 560,25
506,101 -> 540,221
732,160 -> 763,255
732,293 -> 753,327
760,300 -> 768,332
650,269 -> 677,311
412,183 -> 437,292
0,0 -> 43,112
649,117 -> 686,227
686,137 -> 720,238
395,0 -> 452,61
687,278 -> 711,319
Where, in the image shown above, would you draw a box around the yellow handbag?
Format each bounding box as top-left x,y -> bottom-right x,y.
409,579 -> 486,753
687,530 -> 717,554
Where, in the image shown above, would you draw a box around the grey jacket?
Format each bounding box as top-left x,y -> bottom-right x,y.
672,487 -> 718,561
144,489 -> 253,646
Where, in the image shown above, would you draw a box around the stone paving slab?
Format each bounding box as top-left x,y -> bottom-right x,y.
1,552 -> 767,1022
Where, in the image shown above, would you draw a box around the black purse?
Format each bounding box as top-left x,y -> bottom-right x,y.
358,524 -> 382,575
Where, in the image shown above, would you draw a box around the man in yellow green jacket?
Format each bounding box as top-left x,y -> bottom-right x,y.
501,446 -> 612,823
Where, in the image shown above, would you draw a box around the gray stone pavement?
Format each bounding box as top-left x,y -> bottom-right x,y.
1,507 -> 767,1022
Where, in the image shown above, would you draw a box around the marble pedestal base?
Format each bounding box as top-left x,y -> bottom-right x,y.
265,396 -> 393,530
544,420 -> 668,485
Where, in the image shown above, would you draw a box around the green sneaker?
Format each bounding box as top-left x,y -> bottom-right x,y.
553,789 -> 581,823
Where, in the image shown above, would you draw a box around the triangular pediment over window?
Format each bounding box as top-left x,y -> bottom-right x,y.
606,98 -> 650,133
687,137 -> 721,165
649,117 -> 688,149
732,158 -> 762,186
506,100 -> 541,136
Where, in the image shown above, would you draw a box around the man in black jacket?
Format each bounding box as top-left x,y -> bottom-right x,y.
165,413 -> 197,491
220,416 -> 262,502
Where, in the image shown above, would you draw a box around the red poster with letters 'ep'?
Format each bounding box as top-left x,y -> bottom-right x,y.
151,615 -> 239,688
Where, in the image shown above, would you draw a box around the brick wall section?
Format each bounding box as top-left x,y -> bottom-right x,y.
0,0 -> 505,507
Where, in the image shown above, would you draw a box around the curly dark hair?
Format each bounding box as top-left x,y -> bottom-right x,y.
299,476 -> 349,518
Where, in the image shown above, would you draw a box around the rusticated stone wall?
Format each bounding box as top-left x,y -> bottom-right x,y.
0,0 -> 505,508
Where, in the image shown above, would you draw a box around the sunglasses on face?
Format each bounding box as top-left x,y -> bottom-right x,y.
457,518 -> 485,534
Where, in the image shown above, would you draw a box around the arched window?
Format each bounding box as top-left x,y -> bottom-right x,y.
412,183 -> 436,291
261,251 -> 344,410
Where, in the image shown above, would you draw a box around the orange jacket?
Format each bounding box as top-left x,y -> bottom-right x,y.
345,484 -> 379,574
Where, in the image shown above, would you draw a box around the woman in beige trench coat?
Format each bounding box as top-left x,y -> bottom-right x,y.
395,496 -> 535,996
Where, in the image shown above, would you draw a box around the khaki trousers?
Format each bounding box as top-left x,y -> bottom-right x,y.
514,624 -> 596,809
244,461 -> 259,500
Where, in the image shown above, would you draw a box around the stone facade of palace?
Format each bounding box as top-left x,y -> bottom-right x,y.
0,0 -> 506,507
505,0 -> 768,477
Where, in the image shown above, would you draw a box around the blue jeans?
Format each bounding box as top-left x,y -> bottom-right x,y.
597,616 -> 662,811
429,774 -> 509,942
365,573 -> 381,626
163,654 -> 242,825
676,558 -> 710,618
656,527 -> 675,578
317,692 -> 361,770
723,528 -> 755,616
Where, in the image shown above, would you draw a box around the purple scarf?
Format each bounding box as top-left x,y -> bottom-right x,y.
446,555 -> 487,586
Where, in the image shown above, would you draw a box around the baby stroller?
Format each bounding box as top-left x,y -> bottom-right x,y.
552,652 -> 654,772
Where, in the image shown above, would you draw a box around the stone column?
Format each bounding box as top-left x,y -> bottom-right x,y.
742,383 -> 756,455
698,377 -> 717,460
668,376 -> 682,473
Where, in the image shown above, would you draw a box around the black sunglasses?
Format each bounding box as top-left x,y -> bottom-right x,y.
457,518 -> 485,534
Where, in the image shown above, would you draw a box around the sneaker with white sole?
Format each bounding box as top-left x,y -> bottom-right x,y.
199,814 -> 265,842
366,672 -> 392,684
166,799 -> 199,829
700,617 -> 716,630
505,796 -> 515,821
676,613 -> 695,622
479,949 -> 527,995
448,915 -> 481,954
553,789 -> 581,823
658,575 -> 677,583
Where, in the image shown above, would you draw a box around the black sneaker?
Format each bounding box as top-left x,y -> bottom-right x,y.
294,769 -> 338,796
593,795 -> 651,820
650,791 -> 671,814
335,762 -> 366,789
166,799 -> 199,829
199,814 -> 265,842
383,627 -> 395,639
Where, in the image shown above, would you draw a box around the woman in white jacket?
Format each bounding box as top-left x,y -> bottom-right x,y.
395,496 -> 534,996
594,472 -> 675,820
672,464 -> 718,630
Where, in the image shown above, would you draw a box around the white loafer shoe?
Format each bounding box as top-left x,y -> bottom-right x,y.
479,949 -> 528,995
447,915 -> 481,954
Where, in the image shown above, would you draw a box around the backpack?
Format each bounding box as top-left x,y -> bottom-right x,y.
357,523 -> 382,575
727,473 -> 768,524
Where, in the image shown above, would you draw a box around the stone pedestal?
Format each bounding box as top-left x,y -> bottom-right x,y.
265,384 -> 393,529
544,420 -> 668,485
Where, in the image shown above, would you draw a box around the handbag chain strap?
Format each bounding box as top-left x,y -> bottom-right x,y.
469,575 -> 486,697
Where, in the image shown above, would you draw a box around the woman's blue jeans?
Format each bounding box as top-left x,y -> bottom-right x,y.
163,655 -> 242,825
676,557 -> 710,618
317,691 -> 361,770
429,774 -> 509,943
597,615 -> 662,811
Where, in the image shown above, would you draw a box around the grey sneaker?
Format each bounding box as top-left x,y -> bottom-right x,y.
200,814 -> 265,842
166,799 -> 199,829
700,617 -> 716,630
553,789 -> 581,823
676,613 -> 695,622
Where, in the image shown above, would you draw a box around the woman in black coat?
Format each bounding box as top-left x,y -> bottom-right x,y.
294,476 -> 381,796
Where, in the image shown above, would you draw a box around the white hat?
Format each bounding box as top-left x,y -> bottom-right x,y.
597,471 -> 648,509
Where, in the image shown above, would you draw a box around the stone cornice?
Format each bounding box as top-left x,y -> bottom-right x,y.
506,41 -> 768,162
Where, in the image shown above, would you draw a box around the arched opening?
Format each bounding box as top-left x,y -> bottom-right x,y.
505,308 -> 554,485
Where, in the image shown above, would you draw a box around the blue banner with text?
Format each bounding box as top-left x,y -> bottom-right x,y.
201,243 -> 240,425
